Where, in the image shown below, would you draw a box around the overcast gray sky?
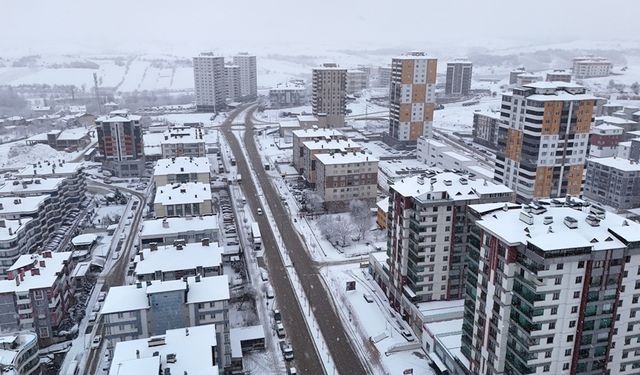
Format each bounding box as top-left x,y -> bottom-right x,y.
3,0 -> 638,56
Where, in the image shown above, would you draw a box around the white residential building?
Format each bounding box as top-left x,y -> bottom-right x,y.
134,240 -> 223,281
153,156 -> 211,186
194,53 -> 226,112
139,216 -> 219,248
232,53 -> 257,99
153,182 -> 213,218
0,332 -> 39,375
161,127 -> 206,158
312,63 -> 347,127
573,56 -> 612,78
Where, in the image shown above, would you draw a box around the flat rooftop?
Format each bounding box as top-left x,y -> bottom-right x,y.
110,324 -> 218,375
0,252 -> 71,293
140,216 -> 219,238
0,218 -> 32,241
17,161 -> 83,177
292,128 -> 343,139
101,275 -> 229,315
135,242 -> 223,276
474,204 -> 640,251
161,127 -> 205,145
391,172 -> 512,201
0,195 -> 49,215
154,157 -> 211,176
0,178 -> 64,196
154,182 -> 212,206
314,152 -> 378,165
302,139 -> 360,151
588,157 -> 640,172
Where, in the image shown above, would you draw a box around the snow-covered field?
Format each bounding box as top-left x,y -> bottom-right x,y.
0,140 -> 80,169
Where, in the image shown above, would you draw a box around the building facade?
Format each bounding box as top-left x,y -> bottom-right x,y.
269,81 -> 307,108
0,332 -> 40,375
546,69 -> 572,83
445,60 -> 473,96
583,157 -> 640,211
139,216 -> 219,248
153,156 -> 211,186
573,56 -> 612,79
462,202 -> 640,375
153,182 -> 213,218
292,128 -> 345,175
473,112 -> 501,149
95,110 -> 144,177
232,53 -> 257,99
383,174 -> 511,328
589,124 -> 624,158
312,63 -> 347,127
346,69 -> 368,94
388,52 -> 437,143
314,153 -> 379,211
224,64 -> 241,101
193,53 -> 226,112
494,82 -> 595,202
160,127 -> 206,158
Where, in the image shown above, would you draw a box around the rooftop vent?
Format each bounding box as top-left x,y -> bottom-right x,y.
519,211 -> 534,225
167,353 -> 177,363
443,179 -> 452,186
585,215 -> 601,227
564,216 -> 578,229
543,216 -> 553,225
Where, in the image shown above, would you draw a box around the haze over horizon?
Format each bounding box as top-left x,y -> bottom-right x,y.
3,0 -> 639,57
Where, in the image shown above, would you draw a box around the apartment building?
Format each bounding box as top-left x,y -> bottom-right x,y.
583,157 -> 640,211
573,56 -> 612,79
388,51 -> 437,144
445,59 -> 473,96
376,65 -> 392,88
25,128 -> 92,151
153,182 -> 213,218
346,69 -> 368,94
462,203 -> 640,375
509,67 -> 527,85
546,69 -> 572,83
312,63 -> 347,127
232,52 -> 257,99
95,109 -> 144,177
417,138 -> 494,181
109,324 -> 219,375
101,275 -> 230,368
224,64 -> 241,101
494,82 -> 595,202
381,173 -> 511,326
0,218 -> 33,276
153,156 -> 211,186
160,127 -> 206,158
299,139 -> 362,185
292,128 -> 345,173
268,81 -> 307,108
314,152 -> 378,211
517,73 -> 543,86
193,53 -> 226,112
140,216 -> 219,248
472,112 -> 501,149
0,251 -> 74,346
134,240 -> 223,282
0,332 -> 39,375
589,124 -> 624,158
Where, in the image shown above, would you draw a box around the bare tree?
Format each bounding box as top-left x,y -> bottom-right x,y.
350,200 -> 371,241
333,215 -> 354,247
303,190 -> 324,213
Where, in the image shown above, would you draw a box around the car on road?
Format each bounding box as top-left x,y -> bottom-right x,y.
257,208 -> 263,215
98,292 -> 107,302
266,286 -> 274,299
287,367 -> 297,375
89,312 -> 98,323
276,322 -> 286,338
279,341 -> 294,361
91,335 -> 102,349
260,270 -> 269,282
92,303 -> 102,313
273,309 -> 281,323
401,329 -> 415,342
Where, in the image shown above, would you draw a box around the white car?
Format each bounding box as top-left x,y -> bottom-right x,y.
91,335 -> 102,349
401,329 -> 415,342
89,312 -> 98,323
257,208 -> 263,215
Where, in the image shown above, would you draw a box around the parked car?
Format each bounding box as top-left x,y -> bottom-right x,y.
276,323 -> 286,338
279,341 -> 294,361
257,208 -> 263,215
401,329 -> 415,342
97,292 -> 107,302
89,312 -> 98,323
91,335 -> 102,349
266,286 -> 274,299
363,294 -> 374,303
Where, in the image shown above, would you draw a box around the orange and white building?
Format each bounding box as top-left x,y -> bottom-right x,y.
494,82 -> 596,202
388,51 -> 437,143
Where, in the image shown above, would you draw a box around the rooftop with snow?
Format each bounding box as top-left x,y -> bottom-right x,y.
17,160 -> 83,177
292,128 -> 344,139
96,109 -> 141,123
314,152 -> 378,165
109,324 -> 218,375
134,241 -> 223,277
161,127 -> 205,144
302,139 -> 360,151
0,251 -> 72,293
0,218 -> 32,241
587,157 -> 640,171
140,216 -> 219,239
154,182 -> 211,206
472,203 -> 640,251
101,275 -> 229,315
0,178 -> 65,196
154,157 -> 211,176
0,195 -> 49,216
391,172 -> 512,201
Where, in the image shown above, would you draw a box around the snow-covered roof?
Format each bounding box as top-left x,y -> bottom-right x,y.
101,275 -> 229,315
442,151 -> 472,162
0,332 -> 37,369
71,233 -> 98,246
96,110 -> 140,123
474,204 -> 640,251
154,182 -> 211,206
393,52 -> 435,60
230,325 -> 265,359
588,157 -> 640,172
110,324 -> 218,375
135,242 -> 223,276
416,299 -> 464,318
315,152 -> 378,165
0,252 -> 72,293
378,159 -> 433,178
376,197 -> 389,212
154,157 -> 210,177
161,127 -> 205,145
418,137 -> 448,149
523,81 -> 583,90
591,124 -> 624,133
0,195 -> 49,215
597,116 -> 636,125
0,178 -> 64,195
0,218 -> 31,241
297,115 -> 318,122
302,139 -> 360,151
17,160 -> 83,177
56,128 -> 90,141
292,128 -> 343,139
391,173 -> 512,201
140,216 -> 219,239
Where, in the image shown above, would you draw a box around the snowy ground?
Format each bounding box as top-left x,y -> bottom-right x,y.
324,264 -> 434,375
434,96 -> 501,134
0,140 -> 81,169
